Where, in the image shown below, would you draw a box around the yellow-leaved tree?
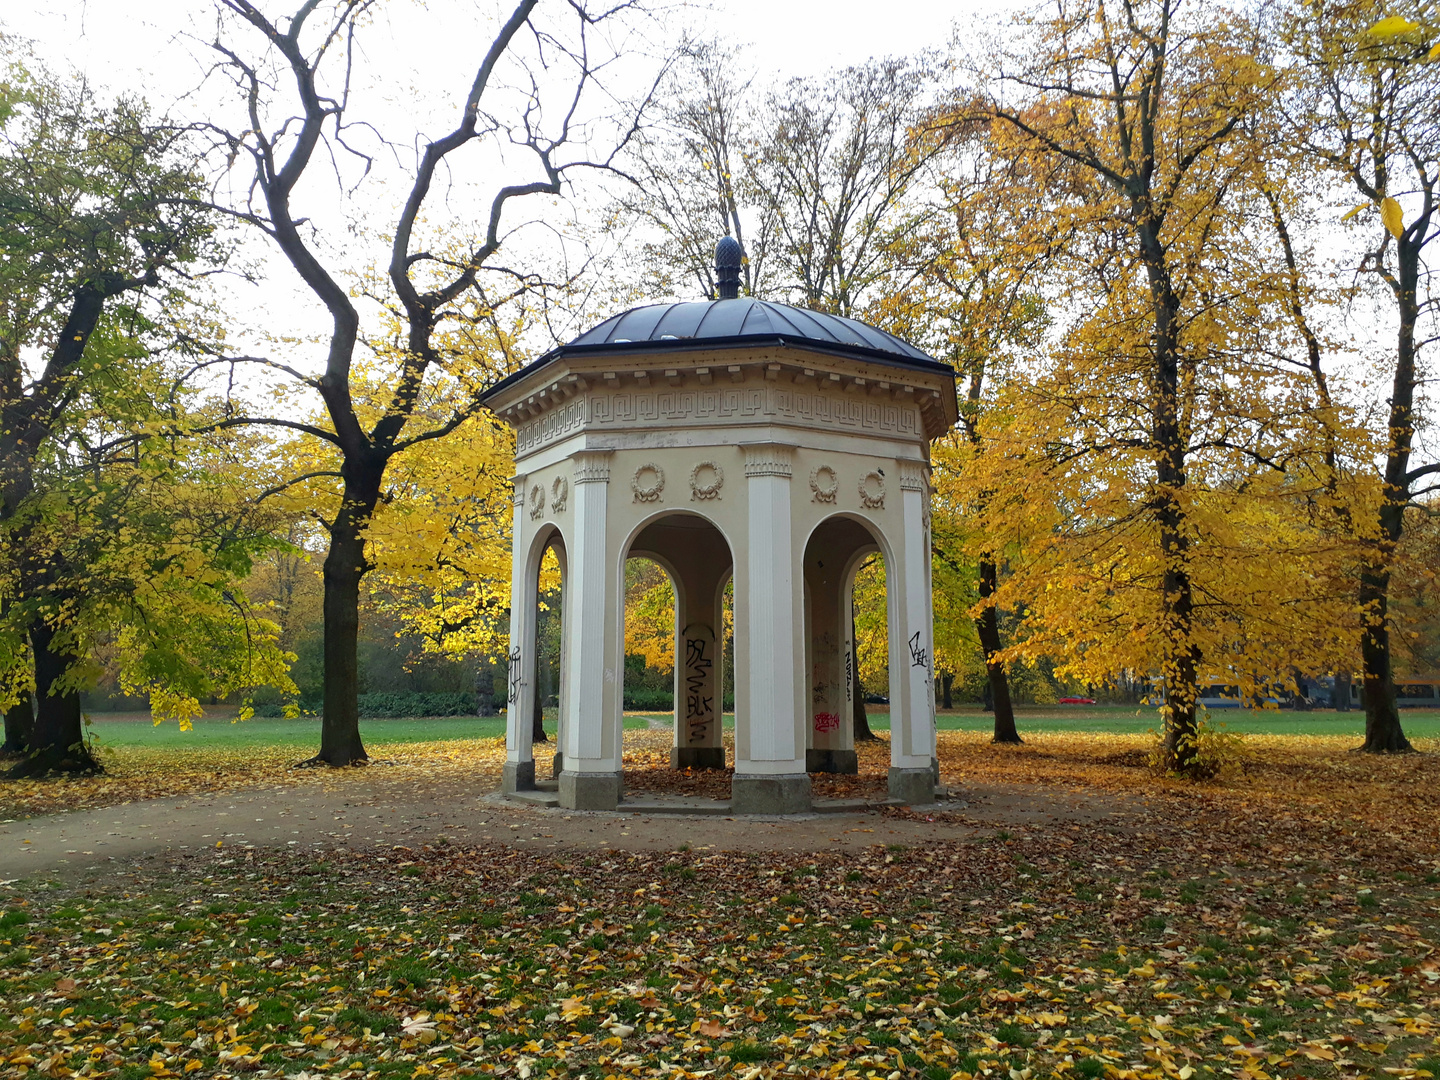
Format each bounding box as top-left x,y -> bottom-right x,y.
960,0 -> 1360,773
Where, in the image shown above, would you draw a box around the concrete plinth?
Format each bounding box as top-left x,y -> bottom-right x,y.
502,760 -> 536,794
559,770 -> 622,811
732,772 -> 812,814
672,746 -> 727,770
888,766 -> 936,805
805,748 -> 858,774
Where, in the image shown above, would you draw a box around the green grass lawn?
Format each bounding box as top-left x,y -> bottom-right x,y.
81,710 -> 656,750
84,703 -> 1440,750
632,704 -> 1440,738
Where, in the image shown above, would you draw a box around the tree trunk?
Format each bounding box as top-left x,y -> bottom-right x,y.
7,623 -> 98,777
1334,670 -> 1351,712
1357,566 -> 1412,752
532,690 -> 547,743
2,697 -> 32,755
941,672 -> 953,710
1355,238 -> 1419,754
1137,220 -> 1201,776
310,522 -> 369,766
850,614 -> 877,741
975,555 -> 1020,744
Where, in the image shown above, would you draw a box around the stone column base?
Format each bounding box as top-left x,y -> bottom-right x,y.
559,770 -> 622,811
731,772 -> 811,814
806,748 -> 858,774
552,751 -> 564,779
672,746 -> 727,770
502,760 -> 536,794
888,766 -> 937,805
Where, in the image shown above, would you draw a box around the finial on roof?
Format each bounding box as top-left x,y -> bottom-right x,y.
715,235 -> 743,300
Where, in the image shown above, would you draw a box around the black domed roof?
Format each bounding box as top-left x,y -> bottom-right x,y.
567,298 -> 936,365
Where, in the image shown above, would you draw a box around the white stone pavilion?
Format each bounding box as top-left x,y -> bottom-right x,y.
480,239 -> 958,813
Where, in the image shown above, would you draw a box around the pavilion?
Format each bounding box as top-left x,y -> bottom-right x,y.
480,238 -> 958,813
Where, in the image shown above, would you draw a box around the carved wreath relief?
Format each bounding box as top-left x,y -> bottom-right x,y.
527,483 -> 546,521
550,475 -> 569,513
689,461 -> 723,501
809,464 -> 838,504
858,469 -> 886,509
632,463 -> 665,502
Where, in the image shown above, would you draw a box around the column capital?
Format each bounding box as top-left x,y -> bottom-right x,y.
742,442 -> 795,478
898,459 -> 929,492
572,450 -> 613,485
511,474 -> 527,507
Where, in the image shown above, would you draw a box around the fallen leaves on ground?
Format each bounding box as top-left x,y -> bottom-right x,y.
0,730 -> 1437,1079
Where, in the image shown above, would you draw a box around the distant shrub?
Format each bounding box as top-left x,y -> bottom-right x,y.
623,688 -> 673,710
250,691 -> 479,719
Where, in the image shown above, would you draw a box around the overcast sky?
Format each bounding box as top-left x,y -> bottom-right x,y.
4,2 -> 965,99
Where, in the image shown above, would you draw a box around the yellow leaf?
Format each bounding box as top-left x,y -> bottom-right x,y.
1341,204 -> 1369,222
1369,15 -> 1420,35
557,997 -> 592,1022
1429,40 -> 1440,58
1382,196 -> 1405,238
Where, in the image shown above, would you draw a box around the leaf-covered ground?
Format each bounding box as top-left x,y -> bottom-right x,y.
2,730 -> 1438,1080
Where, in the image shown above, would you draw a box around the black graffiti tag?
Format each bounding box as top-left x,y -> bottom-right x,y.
685,636 -> 713,738
507,647 -> 523,705
908,631 -> 929,671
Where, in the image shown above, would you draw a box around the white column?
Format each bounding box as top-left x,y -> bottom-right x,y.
558,450 -> 620,810
503,474 -> 535,792
890,459 -> 936,801
733,443 -> 809,813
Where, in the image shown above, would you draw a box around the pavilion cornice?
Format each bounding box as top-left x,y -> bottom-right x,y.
486,344 -> 959,442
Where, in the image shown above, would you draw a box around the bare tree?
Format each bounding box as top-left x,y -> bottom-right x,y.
198,0 -> 663,765
750,57 -> 938,317
619,41 -> 777,299
619,52 -> 940,315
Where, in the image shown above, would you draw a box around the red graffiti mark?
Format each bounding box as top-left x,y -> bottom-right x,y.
813,712 -> 841,733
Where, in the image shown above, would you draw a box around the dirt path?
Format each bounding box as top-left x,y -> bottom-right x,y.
0,769 -> 1143,885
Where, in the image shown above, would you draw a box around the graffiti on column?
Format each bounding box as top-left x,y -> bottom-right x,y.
909,631 -> 929,671
814,712 -> 840,732
844,644 -> 853,700
507,647 -> 523,706
684,633 -> 714,741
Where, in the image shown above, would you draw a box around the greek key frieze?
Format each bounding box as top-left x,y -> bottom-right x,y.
516,387 -> 921,455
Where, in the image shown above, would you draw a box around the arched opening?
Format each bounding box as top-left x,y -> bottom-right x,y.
504,525 -> 567,791
621,511 -> 736,789
802,515 -> 898,785
623,556 -> 677,716
849,552 -> 888,745
531,543 -> 565,773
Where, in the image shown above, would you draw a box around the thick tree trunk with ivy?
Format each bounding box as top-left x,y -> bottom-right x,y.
6,623 -> 98,777
1140,220 -> 1202,774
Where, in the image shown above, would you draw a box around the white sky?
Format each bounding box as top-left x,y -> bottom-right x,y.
6,2 -> 966,91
